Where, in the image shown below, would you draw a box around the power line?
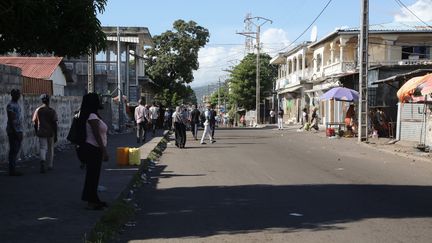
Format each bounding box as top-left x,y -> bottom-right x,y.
394,0 -> 432,28
274,0 -> 333,53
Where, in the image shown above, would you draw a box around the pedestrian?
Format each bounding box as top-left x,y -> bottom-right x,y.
164,108 -> 171,130
134,99 -> 149,143
149,102 -> 159,136
79,93 -> 109,210
190,105 -> 201,140
298,107 -> 309,131
6,89 -> 23,176
310,107 -> 320,131
173,106 -> 186,148
32,94 -> 58,173
201,104 -> 216,145
209,105 -> 217,138
277,108 -> 284,130
269,109 -> 276,124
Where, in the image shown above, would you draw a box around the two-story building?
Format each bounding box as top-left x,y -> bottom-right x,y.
270,41 -> 313,124
272,22 -> 432,130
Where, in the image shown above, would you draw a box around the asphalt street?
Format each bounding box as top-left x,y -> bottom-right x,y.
116,127 -> 432,243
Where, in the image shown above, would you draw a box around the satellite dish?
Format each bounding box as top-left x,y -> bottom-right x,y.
310,25 -> 318,42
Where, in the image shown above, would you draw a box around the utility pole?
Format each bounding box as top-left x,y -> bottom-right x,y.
237,16 -> 272,125
358,0 -> 369,142
218,77 -> 221,113
87,49 -> 95,93
117,26 -> 124,131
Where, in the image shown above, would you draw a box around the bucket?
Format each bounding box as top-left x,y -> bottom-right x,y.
326,128 -> 335,137
116,147 -> 129,166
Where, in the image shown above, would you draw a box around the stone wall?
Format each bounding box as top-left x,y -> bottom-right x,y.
0,64 -> 22,94
0,95 -> 82,163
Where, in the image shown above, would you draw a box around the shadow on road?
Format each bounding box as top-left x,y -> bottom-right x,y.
126,180 -> 432,240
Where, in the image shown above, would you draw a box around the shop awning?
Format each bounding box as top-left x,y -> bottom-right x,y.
372,69 -> 432,85
278,84 -> 302,94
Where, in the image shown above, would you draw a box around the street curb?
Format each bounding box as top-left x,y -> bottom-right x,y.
87,130 -> 170,243
358,140 -> 432,163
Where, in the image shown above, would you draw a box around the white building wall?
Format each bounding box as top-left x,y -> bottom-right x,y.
50,67 -> 66,96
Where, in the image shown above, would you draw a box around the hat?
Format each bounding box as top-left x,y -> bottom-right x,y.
40,94 -> 50,102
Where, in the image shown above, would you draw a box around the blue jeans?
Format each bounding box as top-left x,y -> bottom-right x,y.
8,132 -> 22,172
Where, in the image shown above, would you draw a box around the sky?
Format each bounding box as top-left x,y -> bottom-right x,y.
98,0 -> 432,88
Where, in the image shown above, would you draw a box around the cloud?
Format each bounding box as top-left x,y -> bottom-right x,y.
394,0 -> 432,22
192,28 -> 291,88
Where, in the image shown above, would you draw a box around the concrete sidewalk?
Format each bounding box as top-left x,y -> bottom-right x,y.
280,124 -> 432,163
0,130 -> 166,243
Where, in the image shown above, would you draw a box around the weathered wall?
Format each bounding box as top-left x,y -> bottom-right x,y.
0,95 -> 82,163
0,64 -> 22,94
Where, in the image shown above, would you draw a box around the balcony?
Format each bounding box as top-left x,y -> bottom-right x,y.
322,61 -> 357,76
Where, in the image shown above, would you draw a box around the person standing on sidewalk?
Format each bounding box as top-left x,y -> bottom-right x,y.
32,94 -> 58,173
277,107 -> 284,130
190,105 -> 200,140
134,99 -> 149,143
79,93 -> 109,210
310,107 -> 320,132
269,109 -> 276,124
149,102 -> 159,136
201,105 -> 215,145
6,89 -> 23,176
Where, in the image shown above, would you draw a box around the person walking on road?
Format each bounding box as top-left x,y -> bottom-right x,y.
201,105 -> 216,145
190,105 -> 200,140
149,102 -> 159,136
134,99 -> 149,143
210,105 -> 217,139
173,106 -> 187,148
277,108 -> 284,130
32,94 -> 58,173
79,93 -> 109,210
6,89 -> 23,176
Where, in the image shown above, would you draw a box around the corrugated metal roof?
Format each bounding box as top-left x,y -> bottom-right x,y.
340,22 -> 432,32
0,56 -> 62,79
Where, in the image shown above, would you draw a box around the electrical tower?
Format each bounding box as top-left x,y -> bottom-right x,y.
237,16 -> 272,125
244,13 -> 254,55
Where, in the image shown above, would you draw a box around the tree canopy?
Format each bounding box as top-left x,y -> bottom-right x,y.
229,53 -> 277,110
0,0 -> 107,57
145,19 -> 209,107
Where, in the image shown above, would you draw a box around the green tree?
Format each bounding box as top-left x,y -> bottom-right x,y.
0,0 -> 107,57
210,86 -> 229,108
229,53 -> 277,110
145,19 -> 209,107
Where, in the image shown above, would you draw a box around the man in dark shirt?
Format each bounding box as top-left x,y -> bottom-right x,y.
32,94 -> 58,173
6,89 -> 23,176
190,105 -> 201,140
209,105 -> 217,138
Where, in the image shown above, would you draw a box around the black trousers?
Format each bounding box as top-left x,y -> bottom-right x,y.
81,143 -> 103,203
174,122 -> 186,147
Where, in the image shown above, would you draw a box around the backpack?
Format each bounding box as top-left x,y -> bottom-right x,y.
67,111 -> 87,163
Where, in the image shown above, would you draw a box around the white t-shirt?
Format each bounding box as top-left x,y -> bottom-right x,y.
149,106 -> 159,119
86,113 -> 108,147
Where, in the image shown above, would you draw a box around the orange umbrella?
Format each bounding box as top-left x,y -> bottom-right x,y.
417,73 -> 432,96
397,75 -> 426,102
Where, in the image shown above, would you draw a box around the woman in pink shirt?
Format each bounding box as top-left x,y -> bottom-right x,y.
78,93 -> 109,210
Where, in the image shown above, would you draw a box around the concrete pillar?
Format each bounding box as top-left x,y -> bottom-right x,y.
330,42 -> 335,64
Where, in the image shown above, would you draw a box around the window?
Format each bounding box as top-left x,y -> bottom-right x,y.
316,54 -> 322,72
402,46 -> 431,59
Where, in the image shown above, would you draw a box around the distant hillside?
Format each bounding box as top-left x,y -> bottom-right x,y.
193,84 -> 219,105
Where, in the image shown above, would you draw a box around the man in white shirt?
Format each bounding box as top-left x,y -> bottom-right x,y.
200,104 -> 216,145
134,99 -> 149,143
149,102 -> 159,136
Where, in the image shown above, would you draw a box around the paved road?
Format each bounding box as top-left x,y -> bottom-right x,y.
116,127 -> 432,243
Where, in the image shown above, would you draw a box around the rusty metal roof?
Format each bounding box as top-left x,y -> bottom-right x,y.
0,56 -> 63,79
